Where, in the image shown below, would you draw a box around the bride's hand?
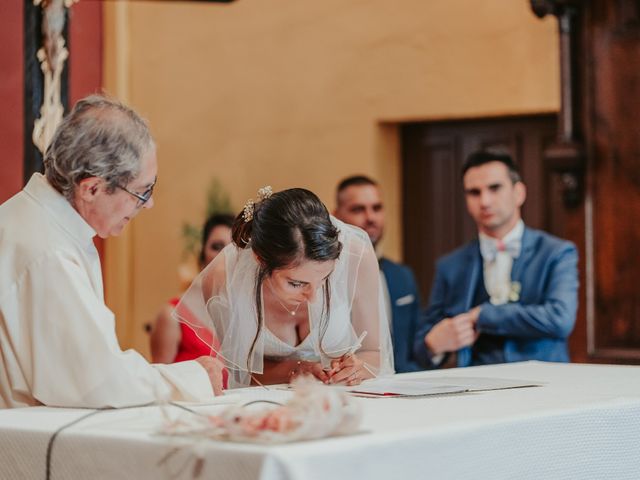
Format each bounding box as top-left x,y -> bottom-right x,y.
288,360 -> 330,384
328,353 -> 364,386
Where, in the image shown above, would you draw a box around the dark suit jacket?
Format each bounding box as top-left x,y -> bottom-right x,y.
413,227 -> 579,368
380,257 -> 423,372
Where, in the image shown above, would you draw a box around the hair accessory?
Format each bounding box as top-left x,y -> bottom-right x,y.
256,185 -> 273,201
242,185 -> 273,223
242,199 -> 255,222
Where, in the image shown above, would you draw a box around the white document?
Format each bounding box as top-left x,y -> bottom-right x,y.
345,378 -> 467,397
425,376 -> 544,392
344,376 -> 543,397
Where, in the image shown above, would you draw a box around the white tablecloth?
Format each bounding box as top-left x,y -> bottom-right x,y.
1,361 -> 639,480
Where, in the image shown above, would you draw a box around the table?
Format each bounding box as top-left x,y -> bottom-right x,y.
1,361 -> 639,480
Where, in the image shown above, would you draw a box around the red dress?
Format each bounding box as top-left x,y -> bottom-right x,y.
168,297 -> 228,387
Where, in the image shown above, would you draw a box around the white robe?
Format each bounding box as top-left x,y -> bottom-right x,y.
0,174 -> 213,408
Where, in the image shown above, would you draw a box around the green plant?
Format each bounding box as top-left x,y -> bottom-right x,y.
181,177 -> 234,258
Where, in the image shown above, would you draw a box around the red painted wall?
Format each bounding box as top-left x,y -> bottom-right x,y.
69,1 -> 103,103
0,1 -> 24,203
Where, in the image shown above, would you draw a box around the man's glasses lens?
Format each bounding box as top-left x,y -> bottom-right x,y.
140,185 -> 154,202
117,177 -> 157,206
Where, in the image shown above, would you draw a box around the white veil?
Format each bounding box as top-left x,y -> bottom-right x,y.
174,217 -> 394,388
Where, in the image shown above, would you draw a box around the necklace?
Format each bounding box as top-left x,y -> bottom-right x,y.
276,298 -> 302,316
268,280 -> 304,316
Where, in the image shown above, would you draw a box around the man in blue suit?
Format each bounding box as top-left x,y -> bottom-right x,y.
414,151 -> 578,368
335,176 -> 423,372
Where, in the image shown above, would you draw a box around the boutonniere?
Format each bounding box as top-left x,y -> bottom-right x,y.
508,281 -> 521,302
489,280 -> 522,305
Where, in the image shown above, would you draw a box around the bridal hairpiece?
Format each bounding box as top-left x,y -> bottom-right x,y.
242,185 -> 273,222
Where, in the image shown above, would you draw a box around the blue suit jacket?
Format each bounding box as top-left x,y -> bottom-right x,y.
380,258 -> 423,372
413,227 -> 579,368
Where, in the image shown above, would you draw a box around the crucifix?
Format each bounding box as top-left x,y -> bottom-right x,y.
31,0 -> 76,161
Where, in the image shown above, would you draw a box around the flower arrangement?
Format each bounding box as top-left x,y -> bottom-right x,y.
160,377 -> 362,443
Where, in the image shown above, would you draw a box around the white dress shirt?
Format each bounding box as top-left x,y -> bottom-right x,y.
479,220 -> 524,305
0,174 -> 213,408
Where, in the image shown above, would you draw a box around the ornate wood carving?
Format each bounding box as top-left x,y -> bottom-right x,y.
531,0 -> 584,208
24,0 -> 72,183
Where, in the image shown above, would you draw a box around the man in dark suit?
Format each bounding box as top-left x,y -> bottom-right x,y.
414,151 -> 579,368
335,176 -> 423,372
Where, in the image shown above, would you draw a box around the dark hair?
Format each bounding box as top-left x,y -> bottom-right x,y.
461,150 -> 522,183
335,175 -> 378,206
198,213 -> 235,267
232,188 -> 342,268
232,188 -> 343,370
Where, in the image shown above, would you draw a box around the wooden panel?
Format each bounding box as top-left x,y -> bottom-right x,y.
402,130 -> 459,303
585,0 -> 640,359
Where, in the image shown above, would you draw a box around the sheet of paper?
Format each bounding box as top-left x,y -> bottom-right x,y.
424,376 -> 544,392
344,376 -> 543,397
345,378 -> 467,397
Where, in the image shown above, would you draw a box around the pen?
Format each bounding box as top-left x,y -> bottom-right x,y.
324,331 -> 369,378
345,330 -> 368,357
323,330 -> 368,362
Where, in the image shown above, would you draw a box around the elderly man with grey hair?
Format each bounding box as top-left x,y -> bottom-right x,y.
0,95 -> 222,409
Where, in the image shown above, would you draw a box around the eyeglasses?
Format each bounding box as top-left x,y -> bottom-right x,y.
117,176 -> 157,207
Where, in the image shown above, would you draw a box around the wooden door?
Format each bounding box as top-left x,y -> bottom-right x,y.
579,0 -> 640,362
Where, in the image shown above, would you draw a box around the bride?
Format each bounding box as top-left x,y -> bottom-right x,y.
175,186 -> 394,388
